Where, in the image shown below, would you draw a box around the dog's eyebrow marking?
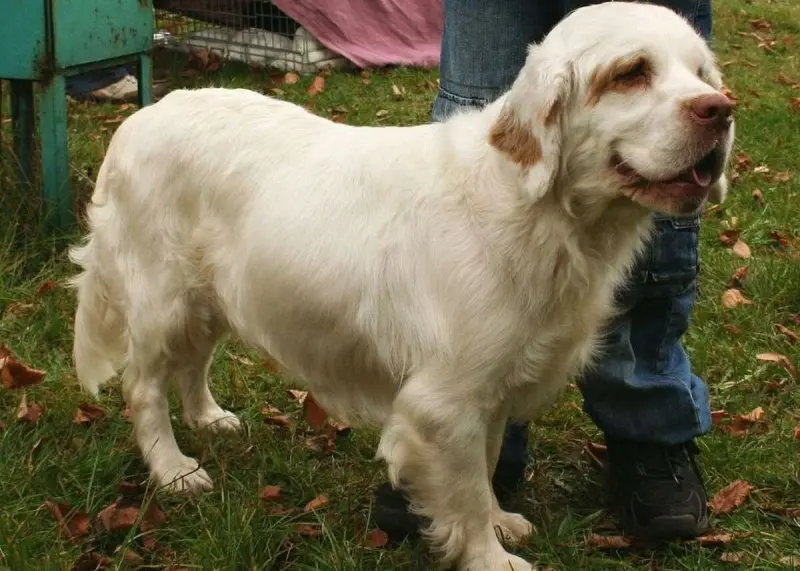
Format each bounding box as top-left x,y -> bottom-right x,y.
489,112 -> 543,169
586,52 -> 652,106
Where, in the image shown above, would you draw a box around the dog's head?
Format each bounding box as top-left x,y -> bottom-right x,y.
489,1 -> 735,216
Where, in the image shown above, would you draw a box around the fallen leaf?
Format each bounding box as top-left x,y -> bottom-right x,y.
777,73 -> 800,88
365,528 -> 389,548
294,523 -> 324,537
304,434 -> 335,454
582,441 -> 607,470
756,352 -> 797,379
226,351 -> 253,366
36,279 -> 57,296
727,266 -> 749,289
260,485 -> 282,504
391,84 -> 405,98
732,240 -> 751,259
304,494 -> 329,512
791,97 -> 800,111
44,500 -> 91,542
586,533 -> 632,549
770,231 -> 791,249
749,18 -> 772,31
723,324 -> 741,336
268,505 -> 294,516
360,71 -> 372,85
262,404 -> 291,427
774,170 -> 791,183
793,424 -> 800,440
708,480 -> 753,514
697,532 -> 734,546
711,410 -> 729,425
719,229 -> 741,247
73,403 -> 107,425
307,75 -> 325,96
375,109 -> 389,118
288,389 -> 308,403
96,499 -> 140,533
140,502 -> 166,533
72,551 -> 113,571
720,551 -> 745,563
283,72 -> 300,85
779,556 -> 800,567
1,347 -> 47,389
4,302 -> 34,317
751,188 -> 764,204
722,289 -> 753,309
303,393 -> 328,429
775,324 -> 799,343
16,393 -> 45,423
721,85 -> 738,107
734,152 -> 752,171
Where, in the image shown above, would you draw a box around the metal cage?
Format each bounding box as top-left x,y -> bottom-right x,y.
153,0 -> 348,74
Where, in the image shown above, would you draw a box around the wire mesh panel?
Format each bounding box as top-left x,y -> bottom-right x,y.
153,0 -> 348,74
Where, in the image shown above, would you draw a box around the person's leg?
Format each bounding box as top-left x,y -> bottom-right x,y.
576,0 -> 714,538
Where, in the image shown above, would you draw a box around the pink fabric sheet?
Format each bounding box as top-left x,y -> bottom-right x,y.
271,0 -> 443,68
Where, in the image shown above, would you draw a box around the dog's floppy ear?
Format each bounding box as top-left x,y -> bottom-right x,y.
489,45 -> 572,202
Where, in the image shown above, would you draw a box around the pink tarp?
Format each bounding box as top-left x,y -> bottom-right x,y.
271,0 -> 443,68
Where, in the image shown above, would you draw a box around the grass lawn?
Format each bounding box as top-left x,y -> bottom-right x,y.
1,0 -> 798,569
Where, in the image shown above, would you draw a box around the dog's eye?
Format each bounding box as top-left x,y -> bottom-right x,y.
613,59 -> 651,84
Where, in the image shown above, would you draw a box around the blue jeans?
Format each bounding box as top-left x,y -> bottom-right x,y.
432,0 -> 714,464
65,67 -> 129,98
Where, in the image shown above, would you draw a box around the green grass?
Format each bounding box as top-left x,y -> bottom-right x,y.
1,0 -> 799,569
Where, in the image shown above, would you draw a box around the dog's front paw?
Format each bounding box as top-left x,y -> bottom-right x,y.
153,456 -> 213,494
492,509 -> 535,546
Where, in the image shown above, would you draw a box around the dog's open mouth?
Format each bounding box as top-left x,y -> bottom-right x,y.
611,144 -> 725,214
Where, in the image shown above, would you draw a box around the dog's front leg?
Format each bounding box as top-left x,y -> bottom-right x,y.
486,411 -> 535,548
377,371 -> 535,571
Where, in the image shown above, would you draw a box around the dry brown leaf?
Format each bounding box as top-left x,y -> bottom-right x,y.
721,85 -> 738,107
734,152 -> 752,171
16,393 -> 45,424
294,523 -> 324,537
44,500 -> 91,542
775,324 -> 799,343
4,302 -> 34,318
73,403 -> 107,425
304,494 -> 329,512
36,279 -> 57,297
696,532 -> 735,546
720,551 -> 745,563
586,533 -> 632,549
791,97 -> 800,111
96,499 -> 141,533
770,231 -> 791,249
719,229 -> 741,247
722,289 -> 753,309
391,84 -> 405,98
708,480 -> 753,514
754,165 -> 770,174
1,346 -> 46,389
72,551 -> 113,571
779,556 -> 800,567
749,18 -> 772,31
375,109 -> 389,118
729,266 -> 749,288
739,406 -> 764,424
260,485 -> 282,504
756,352 -> 797,379
303,393 -> 328,429
365,528 -> 389,548
732,240 -> 751,259
283,72 -> 300,85
723,324 -> 741,336
582,441 -> 607,470
752,188 -> 764,205
307,75 -> 325,96
288,389 -> 308,403
711,410 -> 729,425
262,407 -> 291,427
261,354 -> 284,375
304,433 -> 335,454
774,170 -> 791,183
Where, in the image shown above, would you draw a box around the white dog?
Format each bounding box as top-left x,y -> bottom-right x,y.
69,3 -> 734,569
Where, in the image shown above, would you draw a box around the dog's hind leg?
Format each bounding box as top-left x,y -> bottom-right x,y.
173,317 -> 241,434
377,369 -> 535,571
123,289 -> 214,494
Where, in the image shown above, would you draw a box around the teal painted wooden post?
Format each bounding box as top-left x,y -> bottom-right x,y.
137,53 -> 153,107
38,74 -> 71,230
9,80 -> 35,188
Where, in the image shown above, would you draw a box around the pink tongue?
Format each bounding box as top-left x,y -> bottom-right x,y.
692,166 -> 712,187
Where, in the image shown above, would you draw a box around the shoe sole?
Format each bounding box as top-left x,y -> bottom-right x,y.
624,513 -> 709,540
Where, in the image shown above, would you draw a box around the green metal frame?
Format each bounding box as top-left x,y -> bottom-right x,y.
0,0 -> 155,231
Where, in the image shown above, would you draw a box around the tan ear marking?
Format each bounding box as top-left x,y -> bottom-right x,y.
488,111 -> 543,169
586,54 -> 652,107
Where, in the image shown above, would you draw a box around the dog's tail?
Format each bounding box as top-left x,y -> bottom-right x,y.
68,165 -> 128,396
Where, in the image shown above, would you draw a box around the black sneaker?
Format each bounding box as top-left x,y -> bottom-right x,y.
373,458 -> 527,542
605,438 -> 709,539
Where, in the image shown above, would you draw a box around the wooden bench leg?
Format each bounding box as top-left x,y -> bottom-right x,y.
10,80 -> 35,188
137,53 -> 153,107
38,73 -> 71,230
